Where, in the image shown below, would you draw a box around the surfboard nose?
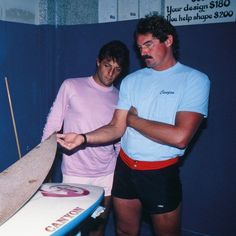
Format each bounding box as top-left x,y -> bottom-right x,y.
0,134 -> 57,226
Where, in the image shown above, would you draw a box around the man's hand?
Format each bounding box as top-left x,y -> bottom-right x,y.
127,106 -> 138,127
57,133 -> 84,150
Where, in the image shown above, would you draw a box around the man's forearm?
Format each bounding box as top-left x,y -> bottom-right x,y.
86,122 -> 123,145
57,109 -> 128,150
85,109 -> 128,145
128,114 -> 178,146
127,111 -> 203,149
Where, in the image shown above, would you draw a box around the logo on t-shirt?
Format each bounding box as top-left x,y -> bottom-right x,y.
160,90 -> 174,95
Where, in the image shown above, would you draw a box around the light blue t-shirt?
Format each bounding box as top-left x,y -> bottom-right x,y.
117,62 -> 210,161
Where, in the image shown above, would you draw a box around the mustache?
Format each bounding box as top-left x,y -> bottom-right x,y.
142,55 -> 152,60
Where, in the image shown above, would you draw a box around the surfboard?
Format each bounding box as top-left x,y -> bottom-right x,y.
0,134 -> 57,225
0,183 -> 104,235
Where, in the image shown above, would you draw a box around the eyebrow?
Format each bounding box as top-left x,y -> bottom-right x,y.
103,60 -> 121,68
137,39 -> 153,47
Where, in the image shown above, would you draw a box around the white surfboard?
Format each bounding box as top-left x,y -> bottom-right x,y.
0,134 -> 57,225
0,183 -> 104,235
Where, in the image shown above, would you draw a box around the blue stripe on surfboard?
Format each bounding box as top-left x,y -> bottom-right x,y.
51,192 -> 104,236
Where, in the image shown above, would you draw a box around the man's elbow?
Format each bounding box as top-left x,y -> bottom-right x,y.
174,136 -> 189,149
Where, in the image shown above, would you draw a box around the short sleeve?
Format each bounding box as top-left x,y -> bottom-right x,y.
116,78 -> 131,111
178,71 -> 210,117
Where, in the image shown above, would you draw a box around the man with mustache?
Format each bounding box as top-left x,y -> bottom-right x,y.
42,40 -> 129,236
57,14 -> 210,236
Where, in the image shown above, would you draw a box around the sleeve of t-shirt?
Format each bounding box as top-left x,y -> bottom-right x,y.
116,77 -> 131,111
41,80 -> 71,141
178,70 -> 210,117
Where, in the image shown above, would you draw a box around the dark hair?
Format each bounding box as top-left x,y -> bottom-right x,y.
98,40 -> 129,77
135,14 -> 179,60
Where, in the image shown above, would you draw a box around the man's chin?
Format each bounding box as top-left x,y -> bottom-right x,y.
145,62 -> 153,68
104,82 -> 113,87
144,59 -> 153,67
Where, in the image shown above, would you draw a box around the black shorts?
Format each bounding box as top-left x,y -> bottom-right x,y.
111,157 -> 182,214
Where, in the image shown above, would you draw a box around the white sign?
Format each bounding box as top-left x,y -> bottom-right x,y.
164,0 -> 236,26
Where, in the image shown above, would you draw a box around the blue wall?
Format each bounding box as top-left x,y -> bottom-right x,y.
0,19 -> 235,235
177,22 -> 236,236
0,21 -> 56,170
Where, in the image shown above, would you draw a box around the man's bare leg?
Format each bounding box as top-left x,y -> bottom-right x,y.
87,196 -> 112,236
113,197 -> 142,236
150,204 -> 181,236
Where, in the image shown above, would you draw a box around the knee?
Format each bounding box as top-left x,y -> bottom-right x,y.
116,225 -> 139,236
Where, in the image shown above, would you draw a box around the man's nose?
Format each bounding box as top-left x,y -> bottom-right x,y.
108,68 -> 115,77
140,47 -> 148,56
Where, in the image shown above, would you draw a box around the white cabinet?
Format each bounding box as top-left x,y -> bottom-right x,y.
98,0 -> 117,23
98,0 -> 164,23
118,0 -> 138,21
139,0 -> 162,18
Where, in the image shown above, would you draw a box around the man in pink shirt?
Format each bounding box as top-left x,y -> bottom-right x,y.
42,40 -> 129,236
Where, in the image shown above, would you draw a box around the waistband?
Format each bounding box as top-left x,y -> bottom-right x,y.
119,148 -> 179,171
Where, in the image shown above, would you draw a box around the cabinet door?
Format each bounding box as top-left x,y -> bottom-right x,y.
118,0 -> 138,21
139,0 -> 162,18
1,0 -> 37,24
98,0 -> 117,23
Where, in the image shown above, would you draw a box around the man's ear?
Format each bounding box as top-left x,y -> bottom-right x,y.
96,58 -> 100,67
165,35 -> 173,47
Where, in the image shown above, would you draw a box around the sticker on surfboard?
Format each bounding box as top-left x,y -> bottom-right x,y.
40,183 -> 90,197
